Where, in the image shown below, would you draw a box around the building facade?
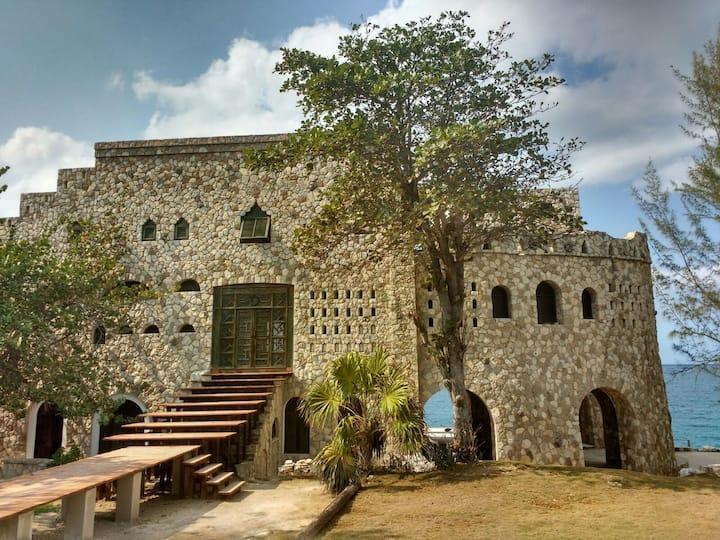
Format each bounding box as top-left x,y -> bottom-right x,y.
0,134 -> 677,477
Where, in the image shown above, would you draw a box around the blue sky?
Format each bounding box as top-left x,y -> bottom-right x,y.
1,0 -> 719,362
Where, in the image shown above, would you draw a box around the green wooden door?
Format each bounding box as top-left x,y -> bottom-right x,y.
212,284 -> 292,369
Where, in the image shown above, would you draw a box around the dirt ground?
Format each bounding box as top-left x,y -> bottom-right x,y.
33,479 -> 332,539
324,462 -> 720,539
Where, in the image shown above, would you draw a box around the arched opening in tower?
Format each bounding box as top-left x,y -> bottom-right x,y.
467,391 -> 495,460
579,389 -> 622,468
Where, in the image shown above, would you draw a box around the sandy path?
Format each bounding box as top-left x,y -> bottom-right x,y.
34,479 -> 331,539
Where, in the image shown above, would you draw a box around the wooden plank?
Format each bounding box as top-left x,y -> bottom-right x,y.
161,400 -> 265,409
104,432 -> 235,442
177,392 -> 272,400
0,446 -> 199,521
121,421 -> 246,430
141,410 -> 257,419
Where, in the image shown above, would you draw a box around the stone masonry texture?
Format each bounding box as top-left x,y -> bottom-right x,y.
0,134 -> 676,477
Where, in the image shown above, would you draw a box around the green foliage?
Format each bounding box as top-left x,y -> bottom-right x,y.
49,445 -> 82,467
424,440 -> 455,471
246,12 -> 581,455
300,350 -> 425,493
634,29 -> 720,375
0,213 -> 144,417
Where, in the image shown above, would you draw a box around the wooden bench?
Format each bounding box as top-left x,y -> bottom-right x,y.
0,445 -> 199,540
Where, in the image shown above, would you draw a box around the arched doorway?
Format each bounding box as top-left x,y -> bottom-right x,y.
98,399 -> 144,454
468,391 -> 494,460
33,402 -> 64,459
284,397 -> 310,454
579,389 -> 622,468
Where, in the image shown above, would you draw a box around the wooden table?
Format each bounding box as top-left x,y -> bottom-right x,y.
103,432 -> 236,467
0,445 -> 199,540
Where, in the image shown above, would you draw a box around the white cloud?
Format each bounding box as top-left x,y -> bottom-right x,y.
0,127 -> 93,217
106,71 -> 125,91
129,0 -> 719,187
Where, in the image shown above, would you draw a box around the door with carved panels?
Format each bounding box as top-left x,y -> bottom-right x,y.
212,284 -> 292,369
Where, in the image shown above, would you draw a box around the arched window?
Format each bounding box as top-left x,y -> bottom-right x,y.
118,325 -> 133,335
142,324 -> 159,334
582,288 -> 596,319
179,324 -> 196,333
491,286 -> 510,319
141,219 -> 156,241
581,240 -> 589,254
536,281 -> 558,324
93,326 -> 106,345
284,397 -> 310,454
239,203 -> 271,242
174,218 -> 189,240
178,279 -> 200,292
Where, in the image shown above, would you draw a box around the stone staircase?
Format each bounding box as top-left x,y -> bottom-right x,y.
103,368 -> 291,498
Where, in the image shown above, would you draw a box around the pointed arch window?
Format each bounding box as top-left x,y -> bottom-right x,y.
239,203 -> 271,243
174,218 -> 189,240
141,219 -> 156,241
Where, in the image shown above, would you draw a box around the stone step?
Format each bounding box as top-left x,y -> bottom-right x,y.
218,480 -> 246,498
207,370 -> 292,380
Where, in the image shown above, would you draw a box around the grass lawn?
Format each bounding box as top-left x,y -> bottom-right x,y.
324,462 -> 720,539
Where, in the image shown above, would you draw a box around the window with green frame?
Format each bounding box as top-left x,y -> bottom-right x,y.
141,219 -> 156,241
174,218 -> 189,240
239,203 -> 271,243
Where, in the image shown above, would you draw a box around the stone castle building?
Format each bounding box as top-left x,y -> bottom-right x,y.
0,134 -> 677,478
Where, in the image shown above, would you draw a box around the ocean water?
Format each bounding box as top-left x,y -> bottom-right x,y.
664,364 -> 720,449
423,364 -> 720,449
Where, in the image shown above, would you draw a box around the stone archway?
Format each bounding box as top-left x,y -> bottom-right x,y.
32,402 -> 64,459
284,397 -> 310,454
98,398 -> 145,454
579,388 -> 623,468
467,391 -> 495,460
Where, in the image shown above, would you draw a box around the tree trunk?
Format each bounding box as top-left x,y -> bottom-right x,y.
423,228 -> 476,461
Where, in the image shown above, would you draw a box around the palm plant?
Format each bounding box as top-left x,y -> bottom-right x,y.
300,349 -> 425,492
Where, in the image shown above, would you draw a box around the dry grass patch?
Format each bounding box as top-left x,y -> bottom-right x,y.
324,462 -> 720,539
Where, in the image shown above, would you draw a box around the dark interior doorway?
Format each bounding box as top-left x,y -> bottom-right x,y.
468,391 -> 494,460
34,402 -> 63,459
284,397 -> 310,454
99,399 -> 144,454
579,389 -> 622,468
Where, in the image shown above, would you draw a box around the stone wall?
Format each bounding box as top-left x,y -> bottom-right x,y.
0,134 -> 675,476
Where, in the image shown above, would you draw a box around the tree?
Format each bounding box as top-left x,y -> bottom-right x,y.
634,29 -> 720,375
1,168 -> 142,417
245,12 -> 581,457
300,350 -> 424,493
